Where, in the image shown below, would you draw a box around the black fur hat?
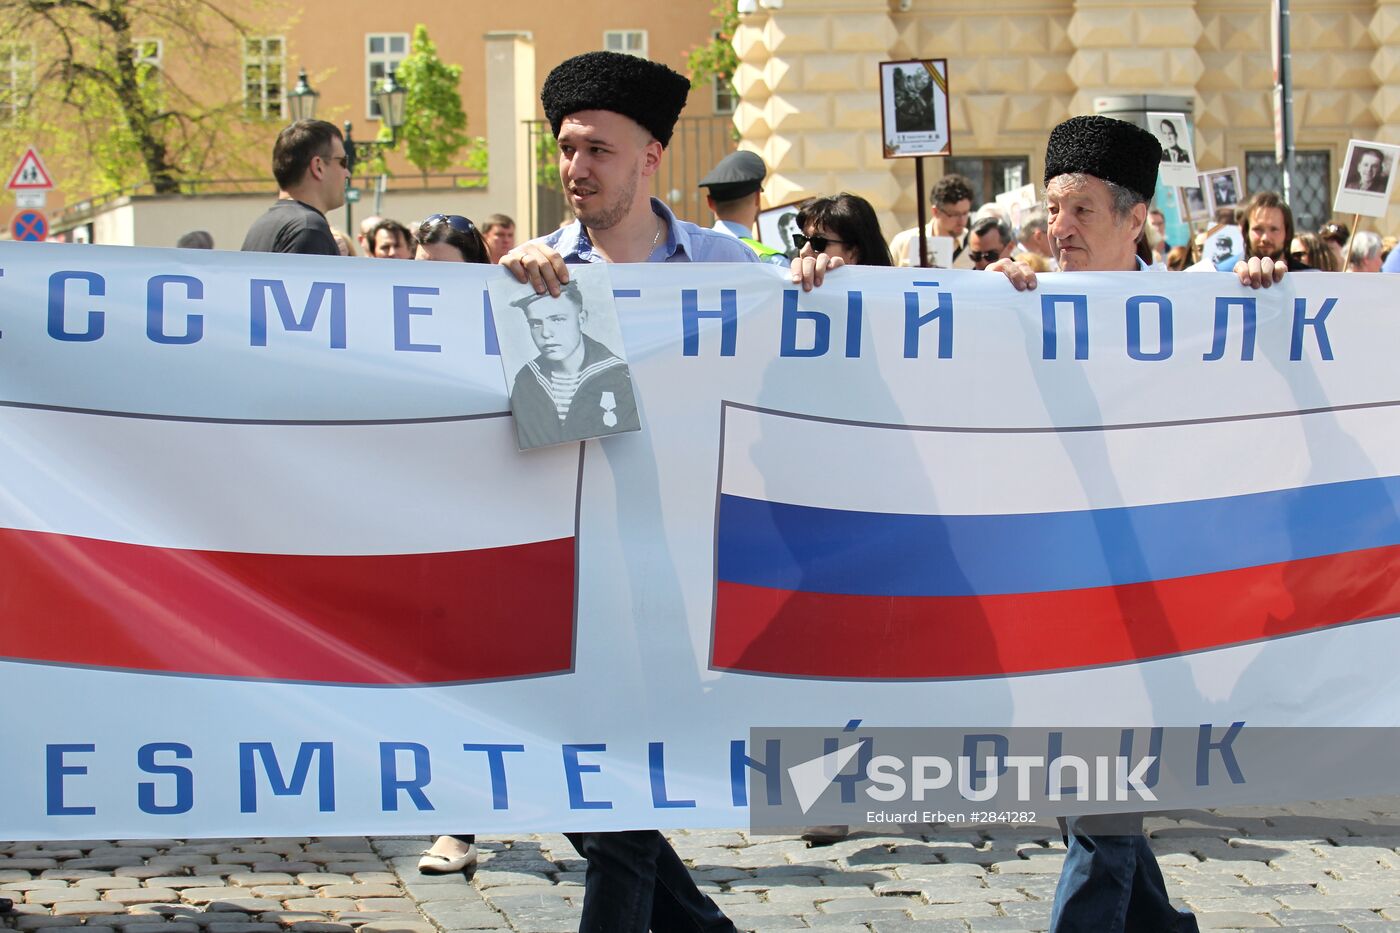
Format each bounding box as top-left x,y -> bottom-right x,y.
1044,115 -> 1162,202
541,51 -> 690,148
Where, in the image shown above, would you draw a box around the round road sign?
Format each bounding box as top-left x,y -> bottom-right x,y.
11,209 -> 47,241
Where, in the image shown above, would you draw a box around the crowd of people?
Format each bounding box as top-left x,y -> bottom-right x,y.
209,44 -> 1360,933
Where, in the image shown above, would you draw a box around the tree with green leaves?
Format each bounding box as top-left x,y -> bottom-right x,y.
687,0 -> 739,99
0,0 -> 270,196
373,24 -> 469,181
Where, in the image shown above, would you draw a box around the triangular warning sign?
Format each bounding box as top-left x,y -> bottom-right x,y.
7,148 -> 53,190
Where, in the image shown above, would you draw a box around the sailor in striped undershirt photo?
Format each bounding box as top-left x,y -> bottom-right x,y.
506,280 -> 639,449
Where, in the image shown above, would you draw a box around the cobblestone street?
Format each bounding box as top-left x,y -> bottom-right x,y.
5,800 -> 1400,932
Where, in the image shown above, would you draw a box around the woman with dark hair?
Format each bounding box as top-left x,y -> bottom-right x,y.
412,211 -> 490,877
1289,231 -> 1339,271
795,193 -> 893,266
415,213 -> 490,263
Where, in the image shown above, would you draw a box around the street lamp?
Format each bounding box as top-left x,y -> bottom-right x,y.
345,67 -> 408,172
287,68 -> 319,122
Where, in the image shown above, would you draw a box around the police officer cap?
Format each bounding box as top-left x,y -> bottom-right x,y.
698,150 -> 767,201
541,51 -> 689,148
1044,115 -> 1161,203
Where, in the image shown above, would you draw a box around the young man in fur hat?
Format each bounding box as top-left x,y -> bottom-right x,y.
500,50 -> 747,933
503,51 -> 756,292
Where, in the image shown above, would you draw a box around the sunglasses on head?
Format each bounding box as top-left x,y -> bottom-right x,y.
793,233 -> 846,253
419,213 -> 477,237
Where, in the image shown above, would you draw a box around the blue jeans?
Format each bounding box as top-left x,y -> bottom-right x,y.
1051,816 -> 1199,933
565,831 -> 736,933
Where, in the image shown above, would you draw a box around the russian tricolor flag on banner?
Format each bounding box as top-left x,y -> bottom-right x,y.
0,406 -> 579,684
711,401 -> 1400,680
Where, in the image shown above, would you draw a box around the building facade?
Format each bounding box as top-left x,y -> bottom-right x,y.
734,0 -> 1395,239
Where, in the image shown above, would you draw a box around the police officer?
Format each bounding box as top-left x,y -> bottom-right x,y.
697,150 -> 788,265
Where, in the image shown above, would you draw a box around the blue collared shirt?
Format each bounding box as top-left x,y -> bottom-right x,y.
538,197 -> 758,265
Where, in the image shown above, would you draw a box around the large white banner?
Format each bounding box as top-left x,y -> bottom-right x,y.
0,241 -> 1396,838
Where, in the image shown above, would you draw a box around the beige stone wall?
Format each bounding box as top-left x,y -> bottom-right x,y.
735,0 -> 1391,235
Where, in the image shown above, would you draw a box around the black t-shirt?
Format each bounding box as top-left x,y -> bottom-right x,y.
241,199 -> 339,255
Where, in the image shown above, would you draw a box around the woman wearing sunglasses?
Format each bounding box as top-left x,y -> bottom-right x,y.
794,193 -> 893,267
415,213 -> 490,264
412,212 -> 490,877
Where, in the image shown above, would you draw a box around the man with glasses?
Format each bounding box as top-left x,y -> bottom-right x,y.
241,119 -> 349,255
888,173 -> 976,268
966,213 -> 1016,270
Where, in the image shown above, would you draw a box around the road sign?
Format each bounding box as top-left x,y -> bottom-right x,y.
11,209 -> 47,241
7,148 -> 53,190
15,190 -> 45,209
346,187 -> 361,203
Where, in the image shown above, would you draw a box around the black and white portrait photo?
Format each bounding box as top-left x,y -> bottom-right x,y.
1203,167 -> 1242,213
892,65 -> 935,135
1346,146 -> 1389,193
489,267 -> 640,451
1148,111 -> 1197,187
879,59 -> 951,158
757,201 -> 806,258
1335,139 -> 1400,218
1179,184 -> 1208,221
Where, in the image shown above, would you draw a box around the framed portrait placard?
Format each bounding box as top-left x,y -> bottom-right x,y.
1148,111 -> 1197,188
1202,167 -> 1242,215
1334,138 -> 1400,218
1178,183 -> 1209,222
879,59 -> 951,158
756,200 -> 808,258
487,265 -> 641,451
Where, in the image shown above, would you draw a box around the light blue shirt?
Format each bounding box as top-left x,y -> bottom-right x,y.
539,198 -> 758,265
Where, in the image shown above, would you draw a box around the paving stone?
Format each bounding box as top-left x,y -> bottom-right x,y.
333,913 -> 425,927
260,912 -> 335,926
1193,911 -> 1282,928
27,888 -> 94,905
74,876 -> 145,890
354,923 -> 435,933
298,875 -> 354,889
350,899 -> 416,914
255,864 -> 320,875
283,898 -> 359,912
229,873 -> 297,887
50,901 -> 129,916
207,924 -> 284,933
127,925 -> 203,933
1272,909 -> 1388,926
317,884 -> 400,900
14,918 -> 86,930
103,888 -> 184,904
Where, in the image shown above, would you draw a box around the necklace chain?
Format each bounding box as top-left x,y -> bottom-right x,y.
651,218 -> 663,251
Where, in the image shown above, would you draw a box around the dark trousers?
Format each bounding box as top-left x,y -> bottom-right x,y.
565,830 -> 737,933
1051,815 -> 1199,933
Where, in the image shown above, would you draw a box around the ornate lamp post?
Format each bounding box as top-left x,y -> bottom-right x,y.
286,67 -> 409,241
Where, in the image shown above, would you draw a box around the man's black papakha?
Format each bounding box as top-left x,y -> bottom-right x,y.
1044,114 -> 1163,202
541,51 -> 690,148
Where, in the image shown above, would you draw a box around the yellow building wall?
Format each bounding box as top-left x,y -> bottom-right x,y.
737,0 -> 1396,234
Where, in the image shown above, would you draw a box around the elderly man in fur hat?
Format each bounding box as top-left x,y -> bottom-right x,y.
502,51 -> 755,294
992,115 -> 1283,933
501,50 -> 746,933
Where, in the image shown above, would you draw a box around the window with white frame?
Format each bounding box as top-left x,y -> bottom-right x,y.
603,30 -> 647,58
243,36 -> 285,120
366,33 -> 409,119
0,43 -> 34,117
